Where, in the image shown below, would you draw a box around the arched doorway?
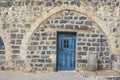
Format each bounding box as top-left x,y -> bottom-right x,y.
26,10 -> 110,72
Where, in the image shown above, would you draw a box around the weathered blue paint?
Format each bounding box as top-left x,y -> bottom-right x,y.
57,32 -> 76,70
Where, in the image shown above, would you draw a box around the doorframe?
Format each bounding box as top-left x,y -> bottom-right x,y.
56,32 -> 77,71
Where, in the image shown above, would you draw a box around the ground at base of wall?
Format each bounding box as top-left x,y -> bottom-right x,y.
0,70 -> 119,80
77,69 -> 120,77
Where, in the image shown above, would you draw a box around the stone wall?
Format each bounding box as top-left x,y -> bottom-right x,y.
27,10 -> 110,71
0,0 -> 119,72
112,55 -> 120,73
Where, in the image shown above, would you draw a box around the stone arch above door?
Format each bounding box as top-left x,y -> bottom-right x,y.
21,5 -> 114,61
25,10 -> 111,71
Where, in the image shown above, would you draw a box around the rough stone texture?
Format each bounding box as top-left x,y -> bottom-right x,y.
0,0 -> 119,73
27,11 -> 110,71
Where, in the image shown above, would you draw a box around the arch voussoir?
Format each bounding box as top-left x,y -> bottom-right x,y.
21,4 -> 114,62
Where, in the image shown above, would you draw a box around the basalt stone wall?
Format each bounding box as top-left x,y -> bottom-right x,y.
0,0 -> 119,72
27,11 -> 110,72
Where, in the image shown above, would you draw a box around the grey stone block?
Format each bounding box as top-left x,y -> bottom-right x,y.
56,25 -> 64,28
116,2 -> 119,7
77,42 -> 86,45
77,1 -> 81,7
91,34 -> 99,37
64,16 -> 72,19
97,39 -> 106,42
52,41 -> 56,45
49,37 -> 56,40
40,28 -> 44,32
38,59 -> 44,62
1,66 -> 5,70
46,59 -> 52,63
36,64 -> 43,67
64,1 -> 68,4
42,37 -> 47,40
17,34 -> 23,39
78,52 -> 86,55
76,21 -> 83,24
77,60 -> 87,63
32,55 -> 39,58
60,20 -> 67,23
87,43 -> 91,46
49,46 -> 56,50
80,25 -> 89,29
89,47 -> 95,51
25,24 -> 31,28
71,1 -> 76,5
13,50 -> 20,53
0,56 -> 5,59
46,21 -> 50,24
41,51 -> 45,54
57,1 -> 63,5
41,55 -> 49,58
47,24 -> 55,28
46,2 -> 52,7
65,25 -> 73,28
78,34 -> 84,37
47,51 -> 51,54
45,64 -> 51,67
74,16 -> 78,19
41,33 -> 47,36
54,20 -> 58,23
11,55 -> 19,59
79,16 -> 87,20
85,21 -> 92,25
83,47 -> 88,51
92,43 -> 99,46
17,24 -> 23,27
86,34 -> 90,37
77,38 -> 81,41
77,47 -> 81,50
11,34 -> 16,39
88,38 -> 96,42
43,46 -> 47,50
55,16 -> 62,19
0,51 -> 5,54
12,46 -> 20,49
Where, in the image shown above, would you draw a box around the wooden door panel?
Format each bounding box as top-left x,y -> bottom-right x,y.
57,32 -> 76,70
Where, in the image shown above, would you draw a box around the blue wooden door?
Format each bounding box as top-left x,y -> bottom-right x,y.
57,32 -> 76,70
